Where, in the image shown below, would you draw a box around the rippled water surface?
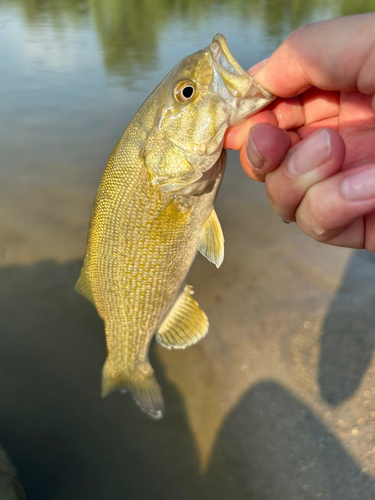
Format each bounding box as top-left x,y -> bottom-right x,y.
1,1 -> 375,499
1,0 -> 373,185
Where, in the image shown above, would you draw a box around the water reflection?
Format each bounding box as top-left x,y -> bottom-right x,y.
2,0 -> 375,80
3,0 -> 89,27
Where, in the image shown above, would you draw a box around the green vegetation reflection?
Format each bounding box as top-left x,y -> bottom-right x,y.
2,0 -> 375,77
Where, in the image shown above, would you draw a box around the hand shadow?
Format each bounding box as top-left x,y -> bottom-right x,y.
318,250 -> 375,406
205,381 -> 374,500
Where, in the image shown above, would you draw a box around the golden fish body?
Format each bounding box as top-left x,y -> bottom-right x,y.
77,35 -> 274,418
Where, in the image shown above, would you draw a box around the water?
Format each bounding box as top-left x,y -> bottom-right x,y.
1,1 -> 375,499
0,0 -> 372,199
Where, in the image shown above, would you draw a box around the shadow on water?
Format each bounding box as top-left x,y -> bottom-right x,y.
0,259 -> 374,498
0,260 -> 202,499
205,381 -> 375,500
318,250 -> 375,406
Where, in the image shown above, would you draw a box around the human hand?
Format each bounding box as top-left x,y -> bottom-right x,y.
225,14 -> 375,250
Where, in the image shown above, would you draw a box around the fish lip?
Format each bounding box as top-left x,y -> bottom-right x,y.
208,33 -> 275,120
208,34 -> 275,100
209,34 -> 247,76
208,34 -> 254,101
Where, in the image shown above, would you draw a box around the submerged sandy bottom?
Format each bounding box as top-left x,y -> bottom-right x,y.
1,151 -> 375,499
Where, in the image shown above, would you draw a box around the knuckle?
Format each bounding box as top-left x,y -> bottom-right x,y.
265,171 -> 299,221
265,177 -> 277,209
285,25 -> 310,50
265,175 -> 285,216
297,190 -> 331,241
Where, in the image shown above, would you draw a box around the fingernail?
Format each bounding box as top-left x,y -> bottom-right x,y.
342,167 -> 375,201
288,130 -> 331,176
246,132 -> 264,170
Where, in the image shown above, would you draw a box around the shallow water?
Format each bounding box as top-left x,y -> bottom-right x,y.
1,0 -> 375,498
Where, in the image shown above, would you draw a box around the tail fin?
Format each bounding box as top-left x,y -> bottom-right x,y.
101,359 -> 164,419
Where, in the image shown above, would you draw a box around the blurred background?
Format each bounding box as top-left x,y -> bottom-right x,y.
1,0 -> 375,498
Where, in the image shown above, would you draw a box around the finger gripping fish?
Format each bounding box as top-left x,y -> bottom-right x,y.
76,35 -> 274,419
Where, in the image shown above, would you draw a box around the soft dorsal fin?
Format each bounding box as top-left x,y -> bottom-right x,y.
75,260 -> 95,305
156,285 -> 209,349
197,209 -> 224,268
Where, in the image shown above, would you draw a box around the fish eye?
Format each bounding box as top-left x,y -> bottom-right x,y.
174,81 -> 196,102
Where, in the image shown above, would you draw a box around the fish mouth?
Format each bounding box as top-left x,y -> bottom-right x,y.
209,34 -> 250,99
210,34 -> 248,80
208,34 -> 275,123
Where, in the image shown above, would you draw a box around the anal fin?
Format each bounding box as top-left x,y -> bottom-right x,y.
156,285 -> 209,350
197,209 -> 224,268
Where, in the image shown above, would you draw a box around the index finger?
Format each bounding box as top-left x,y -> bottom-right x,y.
253,14 -> 375,98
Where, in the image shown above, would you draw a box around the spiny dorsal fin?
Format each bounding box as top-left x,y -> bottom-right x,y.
197,209 -> 224,268
156,285 -> 209,350
101,359 -> 164,419
75,260 -> 95,304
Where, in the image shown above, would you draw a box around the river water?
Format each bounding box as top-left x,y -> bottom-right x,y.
1,1 -> 375,499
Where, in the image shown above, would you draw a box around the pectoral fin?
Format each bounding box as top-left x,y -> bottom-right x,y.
197,209 -> 224,268
156,285 -> 209,349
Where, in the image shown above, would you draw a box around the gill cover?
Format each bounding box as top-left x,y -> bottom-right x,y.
143,34 -> 275,194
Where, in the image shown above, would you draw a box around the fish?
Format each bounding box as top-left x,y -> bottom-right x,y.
76,34 -> 274,419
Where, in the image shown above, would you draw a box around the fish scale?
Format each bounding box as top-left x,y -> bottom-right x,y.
97,148 -> 199,366
76,34 -> 274,418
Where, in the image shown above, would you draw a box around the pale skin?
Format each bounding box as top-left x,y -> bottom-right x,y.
224,14 -> 375,251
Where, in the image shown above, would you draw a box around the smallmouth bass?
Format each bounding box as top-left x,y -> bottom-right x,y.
76,35 -> 274,418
